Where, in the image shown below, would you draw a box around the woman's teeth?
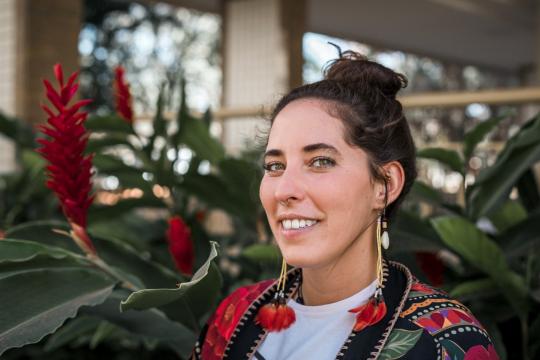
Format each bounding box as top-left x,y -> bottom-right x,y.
281,219 -> 318,230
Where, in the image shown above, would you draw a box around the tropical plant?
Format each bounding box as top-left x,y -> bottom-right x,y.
389,113 -> 540,360
0,64 -> 271,359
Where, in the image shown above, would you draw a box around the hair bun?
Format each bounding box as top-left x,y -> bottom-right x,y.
324,51 -> 407,99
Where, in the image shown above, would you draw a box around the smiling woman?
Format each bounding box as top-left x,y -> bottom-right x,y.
191,51 -> 499,360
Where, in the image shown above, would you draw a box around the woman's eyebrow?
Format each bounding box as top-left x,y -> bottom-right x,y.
263,143 -> 340,160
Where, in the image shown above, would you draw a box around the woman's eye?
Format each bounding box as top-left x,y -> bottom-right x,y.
263,162 -> 284,173
311,157 -> 335,168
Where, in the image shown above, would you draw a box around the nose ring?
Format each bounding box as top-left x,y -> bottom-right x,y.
280,198 -> 291,207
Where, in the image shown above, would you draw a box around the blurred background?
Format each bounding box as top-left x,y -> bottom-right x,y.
0,1 -> 539,359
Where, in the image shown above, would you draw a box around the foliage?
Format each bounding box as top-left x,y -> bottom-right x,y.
391,113 -> 540,360
0,71 -> 269,358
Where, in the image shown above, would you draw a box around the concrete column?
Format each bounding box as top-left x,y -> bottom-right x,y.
221,0 -> 306,154
15,0 -> 83,124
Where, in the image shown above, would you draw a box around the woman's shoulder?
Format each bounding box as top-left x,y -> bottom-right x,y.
192,278 -> 275,360
392,276 -> 499,359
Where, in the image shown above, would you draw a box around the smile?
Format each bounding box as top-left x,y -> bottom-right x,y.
281,219 -> 319,230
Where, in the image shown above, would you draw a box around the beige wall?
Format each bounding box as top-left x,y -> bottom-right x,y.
0,0 -> 17,116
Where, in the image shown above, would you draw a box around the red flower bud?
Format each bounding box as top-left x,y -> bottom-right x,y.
114,66 -> 134,123
166,216 -> 194,275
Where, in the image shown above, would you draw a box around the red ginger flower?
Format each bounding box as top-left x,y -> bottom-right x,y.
38,64 -> 96,256
166,216 -> 194,275
348,295 -> 387,332
114,66 -> 134,123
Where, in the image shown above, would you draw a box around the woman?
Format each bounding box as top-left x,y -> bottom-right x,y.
191,51 -> 498,360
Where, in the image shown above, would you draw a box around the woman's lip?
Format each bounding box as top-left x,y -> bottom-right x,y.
280,221 -> 320,239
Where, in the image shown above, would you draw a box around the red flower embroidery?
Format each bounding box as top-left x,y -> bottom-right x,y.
202,280 -> 273,360
464,344 -> 499,360
166,216 -> 194,275
114,66 -> 134,123
411,281 -> 436,294
349,296 -> 387,332
38,64 -> 96,256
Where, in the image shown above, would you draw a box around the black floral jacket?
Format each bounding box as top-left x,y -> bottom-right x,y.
191,260 -> 499,360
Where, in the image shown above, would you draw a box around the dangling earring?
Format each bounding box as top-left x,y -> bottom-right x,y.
348,177 -> 389,332
255,257 -> 296,332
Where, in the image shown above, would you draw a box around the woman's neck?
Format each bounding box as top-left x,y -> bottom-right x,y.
299,224 -> 378,306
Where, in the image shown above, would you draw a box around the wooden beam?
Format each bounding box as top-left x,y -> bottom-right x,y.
137,86 -> 540,121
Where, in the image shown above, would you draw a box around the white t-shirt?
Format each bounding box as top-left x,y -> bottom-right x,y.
253,279 -> 377,360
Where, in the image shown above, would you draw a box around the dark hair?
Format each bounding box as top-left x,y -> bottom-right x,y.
265,51 -> 417,219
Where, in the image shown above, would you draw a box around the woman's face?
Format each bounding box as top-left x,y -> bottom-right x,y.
259,99 -> 382,269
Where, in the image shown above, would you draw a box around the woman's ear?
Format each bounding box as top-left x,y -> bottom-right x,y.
380,161 -> 405,207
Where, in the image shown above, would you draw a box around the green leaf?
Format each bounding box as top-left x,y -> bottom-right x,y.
463,115 -> 505,161
121,241 -> 220,312
0,239 -> 75,263
389,211 -> 444,254
242,244 -> 281,265
177,114 -> 225,165
488,200 -> 527,233
0,269 -> 115,355
83,290 -> 196,356
500,210 -> 540,258
417,147 -> 464,174
379,328 -> 423,359
86,115 -> 133,134
5,221 -> 79,253
450,278 -> 498,299
431,216 -> 528,313
44,316 -> 101,352
467,114 -> 540,218
0,112 -> 35,148
6,221 -> 180,289
89,321 -> 117,349
431,216 -> 507,278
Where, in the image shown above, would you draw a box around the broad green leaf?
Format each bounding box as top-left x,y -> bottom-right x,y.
6,221 -> 180,289
488,200 -> 527,233
463,115 -> 505,161
0,254 -> 87,280
177,114 -> 225,165
0,239 -> 75,262
242,244 -> 281,265
121,241 -> 220,311
5,221 -> 79,252
500,210 -> 540,258
431,216 -> 528,313
379,328 -> 423,359
388,211 -> 444,254
86,115 -> 133,134
450,278 -> 498,299
417,147 -> 464,174
0,112 -> 35,148
84,290 -> 196,356
467,114 -> 540,218
44,316 -> 101,352
0,269 -> 115,355
431,216 -> 508,278
89,321 -> 117,349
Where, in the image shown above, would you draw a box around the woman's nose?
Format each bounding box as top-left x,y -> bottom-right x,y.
274,166 -> 304,205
